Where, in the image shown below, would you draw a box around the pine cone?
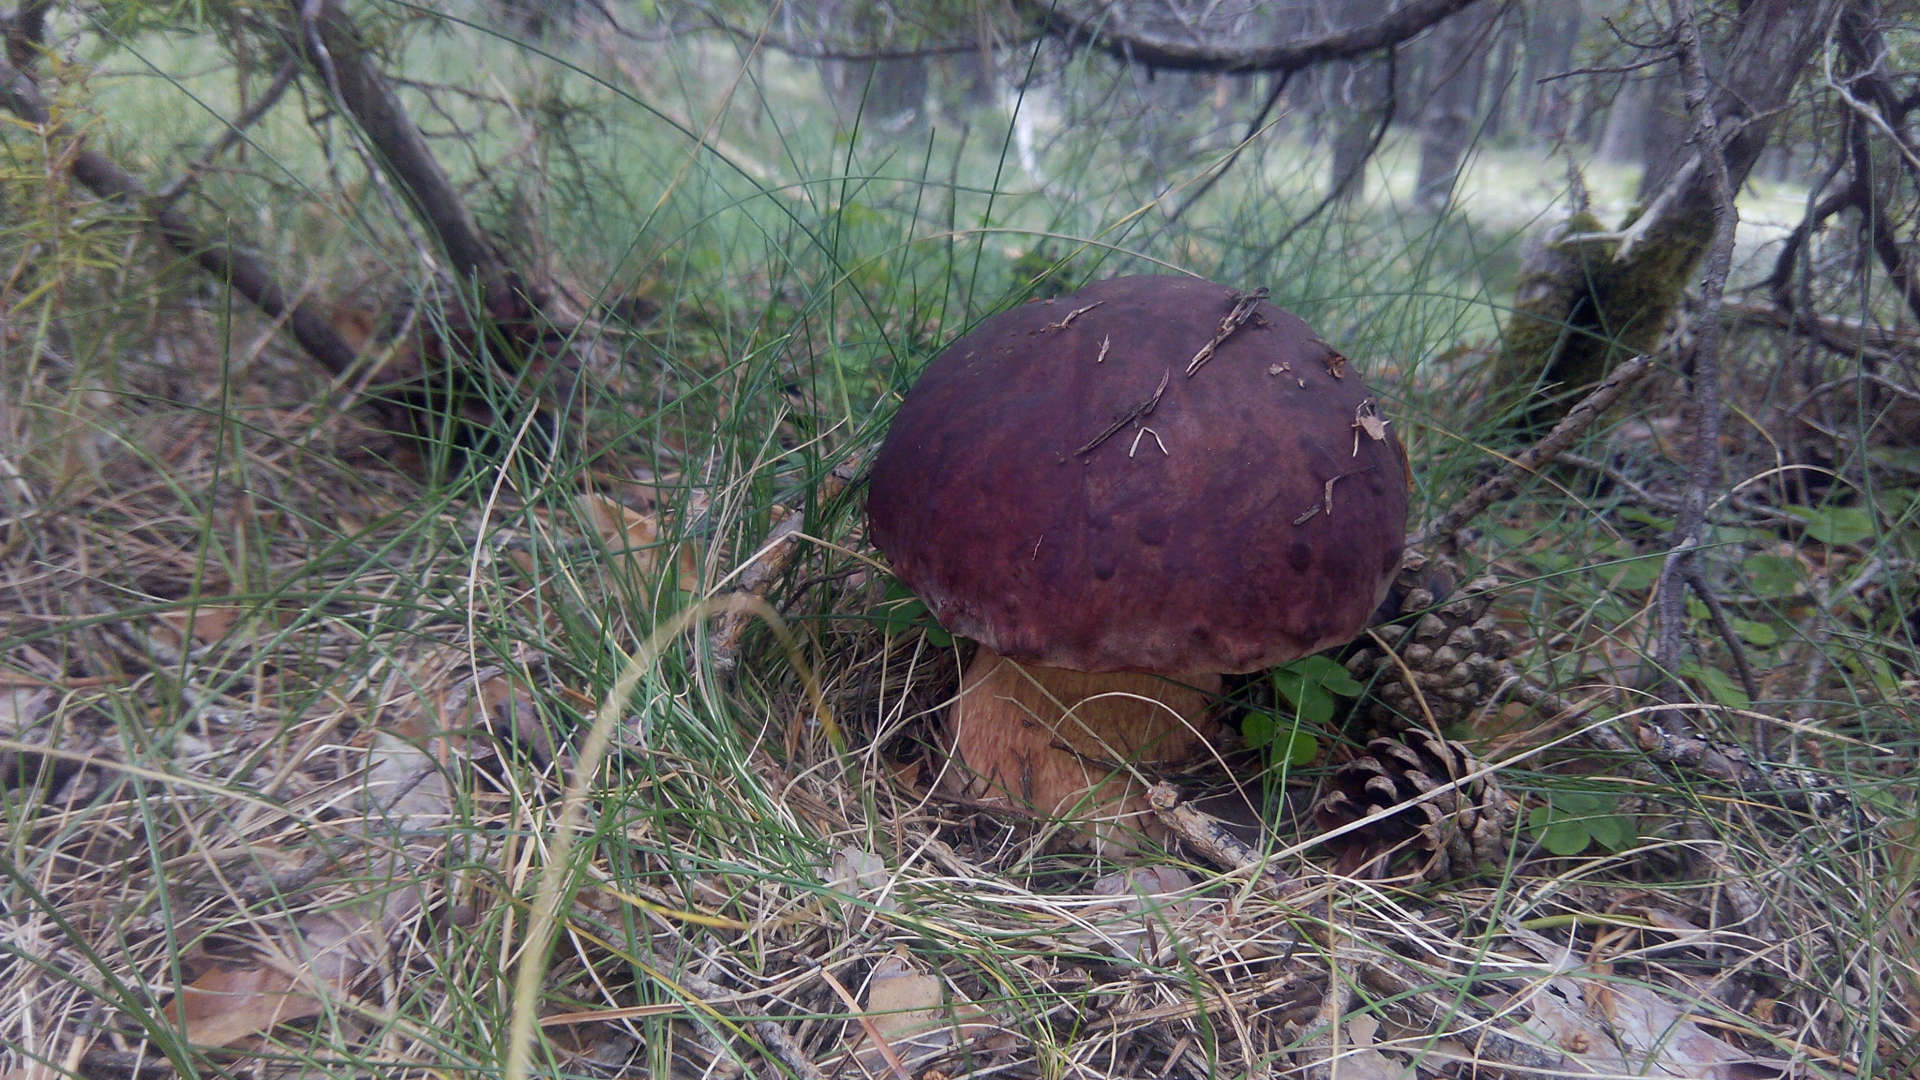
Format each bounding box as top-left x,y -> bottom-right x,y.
1348,551 -> 1515,728
1311,733 -> 1515,882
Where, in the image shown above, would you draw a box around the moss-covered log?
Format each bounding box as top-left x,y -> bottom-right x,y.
1490,205 -> 1713,434
1486,0 -> 1838,437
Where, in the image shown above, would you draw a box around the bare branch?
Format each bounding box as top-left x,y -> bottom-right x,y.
1503,676 -> 1872,823
1254,49 -> 1400,260
292,0 -> 527,316
1160,69 -> 1294,231
1652,0 -> 1739,699
1411,354 -> 1656,552
1029,0 -> 1483,74
0,52 -> 363,381
154,56 -> 300,209
1831,6 -> 1920,324
684,6 -> 1021,63
2,0 -> 50,71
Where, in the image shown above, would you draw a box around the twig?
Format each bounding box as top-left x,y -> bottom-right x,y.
811,961 -> 910,1080
1162,70 -> 1294,230
1551,450 -> 1801,527
1294,958 -> 1350,1080
153,56 -> 300,209
0,53 -> 364,381
1256,48 -> 1400,260
1076,368 -> 1171,455
1496,667 -> 1867,822
1653,0 -> 1737,698
1147,783 -> 1301,902
679,963 -> 829,1080
1410,353 -> 1655,550
1184,287 -> 1268,376
1683,560 -> 1762,704
1729,298 -> 1917,366
293,0 -> 524,316
1831,10 -> 1920,326
1041,300 -> 1103,331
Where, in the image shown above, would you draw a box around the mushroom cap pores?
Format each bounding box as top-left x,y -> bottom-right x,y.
868,275 -> 1409,675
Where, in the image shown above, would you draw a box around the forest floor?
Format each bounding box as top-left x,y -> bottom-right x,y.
1,29 -> 1913,1080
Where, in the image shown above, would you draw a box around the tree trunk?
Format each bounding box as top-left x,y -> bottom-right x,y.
1414,2 -> 1497,210
1634,63 -> 1689,200
1481,13 -> 1518,141
1596,75 -> 1645,163
1320,0 -> 1393,204
1520,2 -> 1582,139
1328,60 -> 1390,203
1488,0 -> 1841,435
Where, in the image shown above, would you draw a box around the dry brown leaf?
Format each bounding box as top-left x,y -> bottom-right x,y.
575,492 -> 699,597
846,953 -> 993,1079
1071,866 -> 1220,962
828,847 -> 897,915
1329,1015 -> 1415,1080
545,1020 -> 638,1071
355,730 -> 451,833
165,965 -> 326,1048
153,604 -> 245,650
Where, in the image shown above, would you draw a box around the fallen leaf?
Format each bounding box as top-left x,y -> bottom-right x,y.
829,847 -> 897,914
1074,865 -> 1217,962
575,493 -> 699,597
358,730 -> 450,834
165,965 -> 325,1048
153,603 -> 246,650
1502,924 -> 1791,1079
846,953 -> 993,1079
1331,1014 -> 1416,1080
0,686 -> 52,740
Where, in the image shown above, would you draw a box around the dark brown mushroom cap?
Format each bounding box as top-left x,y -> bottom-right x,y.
868,275 -> 1409,674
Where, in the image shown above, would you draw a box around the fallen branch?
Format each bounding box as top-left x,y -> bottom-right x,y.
1033,0 -> 1482,74
1410,353 -> 1655,551
1724,299 -> 1919,362
1147,783 -> 1302,902
0,53 -> 365,382
1499,669 -> 1870,824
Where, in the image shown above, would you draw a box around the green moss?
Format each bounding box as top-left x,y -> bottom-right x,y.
1489,205 -> 1714,435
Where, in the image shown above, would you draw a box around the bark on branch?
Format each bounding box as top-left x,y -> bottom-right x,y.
0,52 -> 363,381
1029,0 -> 1483,73
1487,0 -> 1840,434
291,0 -> 528,318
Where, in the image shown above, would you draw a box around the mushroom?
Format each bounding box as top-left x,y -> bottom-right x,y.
868,275 -> 1409,848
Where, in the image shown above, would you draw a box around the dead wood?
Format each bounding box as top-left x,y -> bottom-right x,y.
1033,0 -> 1482,74
0,52 -> 367,385
291,0 -> 528,320
1410,353 -> 1655,553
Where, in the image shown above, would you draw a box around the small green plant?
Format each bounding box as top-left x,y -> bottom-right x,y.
1242,655 -> 1364,767
1527,788 -> 1637,856
876,579 -> 953,646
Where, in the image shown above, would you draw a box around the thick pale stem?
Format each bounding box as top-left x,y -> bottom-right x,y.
947,646 -> 1222,849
